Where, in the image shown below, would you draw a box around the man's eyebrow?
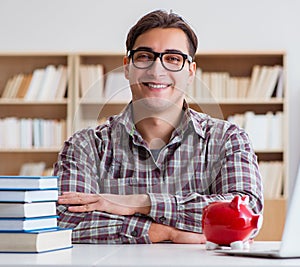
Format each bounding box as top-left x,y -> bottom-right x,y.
134,47 -> 185,54
164,49 -> 184,54
134,46 -> 153,51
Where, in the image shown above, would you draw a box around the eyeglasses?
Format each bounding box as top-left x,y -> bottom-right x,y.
128,49 -> 193,72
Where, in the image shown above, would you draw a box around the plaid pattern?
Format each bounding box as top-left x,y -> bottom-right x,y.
54,102 -> 263,244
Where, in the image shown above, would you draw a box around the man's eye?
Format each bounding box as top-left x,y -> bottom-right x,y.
135,53 -> 153,61
164,55 -> 182,64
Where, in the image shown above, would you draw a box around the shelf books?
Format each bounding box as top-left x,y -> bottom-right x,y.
0,117 -> 66,149
0,65 -> 68,101
259,161 -> 284,199
0,175 -> 72,253
19,162 -> 46,176
0,228 -> 72,253
0,202 -> 56,218
191,64 -> 283,101
0,175 -> 58,190
104,71 -> 131,102
227,111 -> 283,151
79,64 -> 104,100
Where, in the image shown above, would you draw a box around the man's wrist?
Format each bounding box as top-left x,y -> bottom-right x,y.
133,194 -> 151,214
148,223 -> 172,243
100,194 -> 151,215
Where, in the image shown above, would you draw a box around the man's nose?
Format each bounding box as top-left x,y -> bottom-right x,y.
147,57 -> 166,74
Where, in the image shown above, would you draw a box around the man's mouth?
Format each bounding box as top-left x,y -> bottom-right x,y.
142,82 -> 171,89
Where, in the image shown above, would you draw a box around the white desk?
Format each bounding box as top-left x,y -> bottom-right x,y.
1,242 -> 300,267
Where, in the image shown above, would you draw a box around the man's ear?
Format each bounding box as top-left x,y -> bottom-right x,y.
123,56 -> 130,80
187,61 -> 196,85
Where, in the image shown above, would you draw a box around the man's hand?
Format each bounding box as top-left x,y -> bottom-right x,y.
149,223 -> 206,244
58,192 -> 151,215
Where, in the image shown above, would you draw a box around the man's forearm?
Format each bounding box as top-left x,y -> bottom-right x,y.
101,194 -> 151,215
58,192 -> 151,216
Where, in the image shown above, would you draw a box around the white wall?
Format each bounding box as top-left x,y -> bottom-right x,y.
1,0 -> 300,191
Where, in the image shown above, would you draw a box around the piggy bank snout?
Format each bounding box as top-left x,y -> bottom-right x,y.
251,213 -> 263,231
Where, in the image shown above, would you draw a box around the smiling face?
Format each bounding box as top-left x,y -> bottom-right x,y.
124,28 -> 196,112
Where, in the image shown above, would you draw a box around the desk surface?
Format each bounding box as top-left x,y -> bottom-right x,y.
1,242 -> 300,267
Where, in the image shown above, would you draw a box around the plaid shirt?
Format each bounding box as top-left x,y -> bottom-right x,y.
54,102 -> 263,244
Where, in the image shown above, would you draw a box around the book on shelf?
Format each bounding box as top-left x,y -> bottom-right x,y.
37,65 -> 68,101
0,189 -> 58,203
0,228 -> 72,253
54,65 -> 68,100
19,162 -> 46,176
0,175 -> 58,190
228,111 -> 283,151
0,216 -> 58,231
247,65 -> 283,99
1,65 -> 68,101
259,161 -> 283,199
79,64 -> 104,100
0,117 -> 66,149
24,68 -> 45,100
16,74 -> 33,99
244,112 -> 269,151
0,202 -> 57,218
104,71 -> 131,102
36,65 -> 58,101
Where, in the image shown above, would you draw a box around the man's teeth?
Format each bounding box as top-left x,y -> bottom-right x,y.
147,83 -> 168,89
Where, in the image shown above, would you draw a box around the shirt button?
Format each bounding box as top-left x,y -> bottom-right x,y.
131,230 -> 138,237
159,216 -> 166,223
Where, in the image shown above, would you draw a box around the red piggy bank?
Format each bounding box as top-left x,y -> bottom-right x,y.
202,195 -> 263,250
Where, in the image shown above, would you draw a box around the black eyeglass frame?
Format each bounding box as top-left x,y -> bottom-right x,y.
128,49 -> 193,72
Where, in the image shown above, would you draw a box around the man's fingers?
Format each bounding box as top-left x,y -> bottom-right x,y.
58,192 -> 100,205
68,203 -> 97,212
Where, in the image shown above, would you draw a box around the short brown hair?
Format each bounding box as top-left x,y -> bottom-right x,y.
126,10 -> 198,58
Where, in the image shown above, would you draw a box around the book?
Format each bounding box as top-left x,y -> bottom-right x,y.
260,65 -> 282,99
16,74 -> 32,99
247,65 -> 261,97
0,216 -> 58,231
19,162 -> 46,176
24,69 -> 45,100
37,65 -> 57,100
0,202 -> 56,218
259,161 -> 283,199
244,111 -> 269,150
0,175 -> 58,190
0,189 -> 58,203
0,228 -> 72,253
104,71 -> 131,102
54,65 -> 68,100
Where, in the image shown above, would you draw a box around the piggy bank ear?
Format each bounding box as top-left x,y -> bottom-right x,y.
241,195 -> 249,205
230,195 -> 241,211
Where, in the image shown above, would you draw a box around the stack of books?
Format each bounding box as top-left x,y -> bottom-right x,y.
0,175 -> 72,253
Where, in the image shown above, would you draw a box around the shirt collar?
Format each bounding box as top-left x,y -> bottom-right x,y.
175,100 -> 207,139
116,100 -> 207,140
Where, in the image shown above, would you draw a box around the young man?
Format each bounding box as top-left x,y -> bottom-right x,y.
55,10 -> 263,244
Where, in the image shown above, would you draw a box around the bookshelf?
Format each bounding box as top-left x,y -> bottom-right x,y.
0,53 -> 71,175
0,51 -> 287,241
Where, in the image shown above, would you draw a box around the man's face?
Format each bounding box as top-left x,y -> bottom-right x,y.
124,28 -> 196,112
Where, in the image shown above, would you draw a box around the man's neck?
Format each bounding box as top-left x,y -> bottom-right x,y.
132,101 -> 184,149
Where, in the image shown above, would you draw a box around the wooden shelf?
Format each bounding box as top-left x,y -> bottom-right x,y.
0,148 -> 61,153
0,53 -> 70,175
